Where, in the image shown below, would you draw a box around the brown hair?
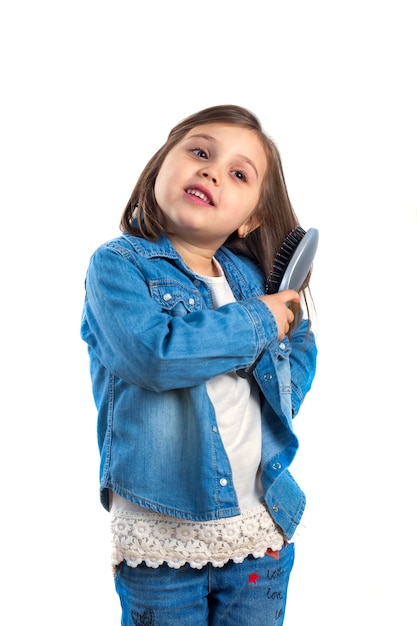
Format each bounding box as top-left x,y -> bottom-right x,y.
121,104 -> 312,325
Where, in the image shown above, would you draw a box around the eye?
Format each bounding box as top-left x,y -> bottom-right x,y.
231,169 -> 248,182
191,148 -> 208,159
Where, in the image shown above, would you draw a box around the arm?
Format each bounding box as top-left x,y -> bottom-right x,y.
289,319 -> 317,417
81,244 -> 278,391
259,291 -> 317,416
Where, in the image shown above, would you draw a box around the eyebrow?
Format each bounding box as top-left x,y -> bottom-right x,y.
186,133 -> 259,179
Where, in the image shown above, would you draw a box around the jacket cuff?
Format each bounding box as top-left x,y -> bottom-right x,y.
237,298 -> 278,355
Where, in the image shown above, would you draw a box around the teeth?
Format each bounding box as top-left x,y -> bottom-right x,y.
187,189 -> 210,203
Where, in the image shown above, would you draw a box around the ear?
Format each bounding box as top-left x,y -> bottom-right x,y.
237,213 -> 262,238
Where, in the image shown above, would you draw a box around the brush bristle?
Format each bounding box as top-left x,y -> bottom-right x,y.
266,226 -> 306,293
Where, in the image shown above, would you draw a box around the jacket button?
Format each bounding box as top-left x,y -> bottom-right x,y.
279,342 -> 286,350
263,373 -> 273,381
220,478 -> 228,486
163,293 -> 172,301
188,297 -> 195,306
273,504 -> 278,512
272,462 -> 281,470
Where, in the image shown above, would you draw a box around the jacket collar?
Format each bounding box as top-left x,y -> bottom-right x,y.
121,231 -> 180,260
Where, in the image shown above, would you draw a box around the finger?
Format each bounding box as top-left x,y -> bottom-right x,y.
279,321 -> 290,341
279,289 -> 300,305
287,308 -> 295,324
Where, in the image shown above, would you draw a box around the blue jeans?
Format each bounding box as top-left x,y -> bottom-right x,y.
114,543 -> 295,625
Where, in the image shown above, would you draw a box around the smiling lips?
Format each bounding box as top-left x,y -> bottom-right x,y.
186,186 -> 214,206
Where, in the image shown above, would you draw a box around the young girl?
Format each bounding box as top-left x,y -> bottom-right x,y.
81,104 -> 317,625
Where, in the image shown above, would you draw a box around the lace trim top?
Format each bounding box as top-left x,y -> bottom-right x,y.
110,502 -> 285,573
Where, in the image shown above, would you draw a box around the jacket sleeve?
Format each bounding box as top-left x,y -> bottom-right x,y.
81,243 -> 278,392
289,319 -> 317,417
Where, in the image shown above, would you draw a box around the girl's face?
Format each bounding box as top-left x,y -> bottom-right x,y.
154,123 -> 267,252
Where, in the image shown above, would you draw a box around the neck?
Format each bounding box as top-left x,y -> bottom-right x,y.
167,236 -> 221,276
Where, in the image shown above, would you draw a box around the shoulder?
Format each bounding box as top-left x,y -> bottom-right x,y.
91,232 -> 178,262
217,246 -> 264,281
216,246 -> 261,274
216,246 -> 265,296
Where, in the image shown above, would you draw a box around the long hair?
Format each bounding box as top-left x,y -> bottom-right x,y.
121,105 -> 312,325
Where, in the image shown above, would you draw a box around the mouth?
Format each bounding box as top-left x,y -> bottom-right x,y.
185,186 -> 214,206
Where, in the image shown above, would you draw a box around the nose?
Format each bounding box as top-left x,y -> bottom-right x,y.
202,170 -> 218,184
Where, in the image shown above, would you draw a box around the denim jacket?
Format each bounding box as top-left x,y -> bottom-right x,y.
81,232 -> 317,540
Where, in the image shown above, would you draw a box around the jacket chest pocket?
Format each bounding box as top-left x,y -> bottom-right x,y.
149,280 -> 201,317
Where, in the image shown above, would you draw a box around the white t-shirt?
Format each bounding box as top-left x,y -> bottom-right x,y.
202,263 -> 263,511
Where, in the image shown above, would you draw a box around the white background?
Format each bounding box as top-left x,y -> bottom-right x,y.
1,1 -> 416,624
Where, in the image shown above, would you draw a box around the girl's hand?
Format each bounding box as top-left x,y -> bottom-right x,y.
258,290 -> 300,340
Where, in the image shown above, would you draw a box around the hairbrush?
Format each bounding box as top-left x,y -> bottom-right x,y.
237,226 -> 319,378
266,226 -> 319,293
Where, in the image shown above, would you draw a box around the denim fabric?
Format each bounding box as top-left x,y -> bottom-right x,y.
115,544 -> 295,626
81,233 -> 317,539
